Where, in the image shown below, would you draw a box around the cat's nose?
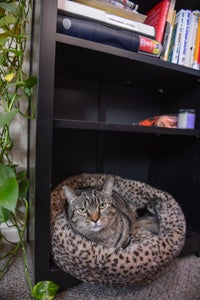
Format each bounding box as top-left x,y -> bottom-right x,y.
90,212 -> 100,223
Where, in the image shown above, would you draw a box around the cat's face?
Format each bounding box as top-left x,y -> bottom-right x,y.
63,178 -> 117,236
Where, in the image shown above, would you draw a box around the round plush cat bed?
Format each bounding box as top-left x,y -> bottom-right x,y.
51,173 -> 186,287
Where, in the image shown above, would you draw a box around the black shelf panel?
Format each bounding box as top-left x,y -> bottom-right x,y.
56,34 -> 200,87
50,266 -> 81,291
53,119 -> 200,137
56,33 -> 200,76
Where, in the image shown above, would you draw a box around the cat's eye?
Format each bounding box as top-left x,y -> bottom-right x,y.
99,203 -> 107,210
77,207 -> 87,214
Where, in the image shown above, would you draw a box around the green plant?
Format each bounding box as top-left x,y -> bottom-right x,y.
0,0 -> 59,299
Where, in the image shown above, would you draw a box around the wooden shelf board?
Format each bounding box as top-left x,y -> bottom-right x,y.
56,33 -> 200,78
54,119 -> 200,137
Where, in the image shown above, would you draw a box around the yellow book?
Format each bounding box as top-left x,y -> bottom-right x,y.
192,13 -> 200,69
166,0 -> 176,23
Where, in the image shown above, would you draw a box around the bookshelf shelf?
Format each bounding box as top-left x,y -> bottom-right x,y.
56,33 -> 200,81
54,119 -> 200,137
29,0 -> 200,292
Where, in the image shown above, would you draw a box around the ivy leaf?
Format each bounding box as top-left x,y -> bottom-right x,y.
0,15 -> 17,27
0,7 -> 5,17
0,110 -> 18,128
0,206 -> 10,223
0,164 -> 15,179
0,164 -> 18,213
0,32 -> 9,43
17,170 -> 29,198
24,76 -> 37,88
32,281 -> 59,300
18,177 -> 29,199
0,2 -> 17,13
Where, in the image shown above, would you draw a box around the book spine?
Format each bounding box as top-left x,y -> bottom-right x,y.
178,10 -> 191,65
172,10 -> 185,63
98,0 -> 135,11
184,10 -> 200,67
168,9 -> 185,64
58,0 -> 155,38
192,14 -> 200,70
160,0 -> 176,59
57,14 -> 162,56
57,14 -> 140,52
197,42 -> 200,69
105,0 -> 138,10
139,36 -> 162,57
162,10 -> 176,61
74,0 -> 146,23
166,0 -> 176,23
167,12 -> 178,62
144,0 -> 170,43
160,21 -> 171,59
105,14 -> 155,37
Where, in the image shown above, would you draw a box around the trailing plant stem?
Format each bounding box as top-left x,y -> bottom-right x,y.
11,199 -> 34,296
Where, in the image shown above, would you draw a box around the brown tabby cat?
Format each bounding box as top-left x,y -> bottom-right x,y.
63,177 -> 159,249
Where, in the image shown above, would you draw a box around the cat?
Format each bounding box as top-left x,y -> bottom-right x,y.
63,177 -> 159,249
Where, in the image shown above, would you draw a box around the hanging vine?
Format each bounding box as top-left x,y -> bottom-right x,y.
0,0 -> 58,299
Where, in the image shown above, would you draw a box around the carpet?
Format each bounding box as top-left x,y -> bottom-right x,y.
0,246 -> 200,300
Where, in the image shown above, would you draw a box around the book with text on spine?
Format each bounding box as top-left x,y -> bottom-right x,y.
184,10 -> 200,68
178,10 -> 191,66
167,9 -> 185,64
57,14 -> 162,57
192,14 -> 200,70
73,0 -> 146,23
57,0 -> 155,38
160,0 -> 176,60
144,0 -> 170,43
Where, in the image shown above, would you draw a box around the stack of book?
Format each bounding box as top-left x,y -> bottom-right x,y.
57,0 -> 200,69
57,0 -> 162,57
165,9 -> 200,70
147,0 -> 200,70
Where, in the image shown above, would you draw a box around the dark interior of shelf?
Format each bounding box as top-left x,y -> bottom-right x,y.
54,41 -> 200,129
55,36 -> 200,89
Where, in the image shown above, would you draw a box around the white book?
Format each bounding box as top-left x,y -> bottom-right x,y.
184,10 -> 200,68
57,0 -> 155,38
171,9 -> 185,64
178,10 -> 191,65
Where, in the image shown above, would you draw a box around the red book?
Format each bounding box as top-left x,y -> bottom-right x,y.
144,0 -> 170,43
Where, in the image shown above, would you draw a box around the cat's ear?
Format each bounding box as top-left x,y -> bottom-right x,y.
62,186 -> 76,203
102,177 -> 114,196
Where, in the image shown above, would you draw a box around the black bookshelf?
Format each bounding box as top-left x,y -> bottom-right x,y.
29,0 -> 200,291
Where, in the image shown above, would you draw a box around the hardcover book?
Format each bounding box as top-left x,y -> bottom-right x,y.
73,0 -> 146,23
167,9 -> 185,64
184,10 -> 200,68
57,14 -> 162,56
144,0 -> 170,43
57,0 -> 155,38
192,13 -> 200,70
160,0 -> 176,59
178,10 -> 191,65
162,10 -> 176,61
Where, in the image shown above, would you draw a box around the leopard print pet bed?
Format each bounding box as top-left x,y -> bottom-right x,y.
51,173 -> 186,287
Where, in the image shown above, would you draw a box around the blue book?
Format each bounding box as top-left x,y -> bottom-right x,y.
57,14 -> 140,52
